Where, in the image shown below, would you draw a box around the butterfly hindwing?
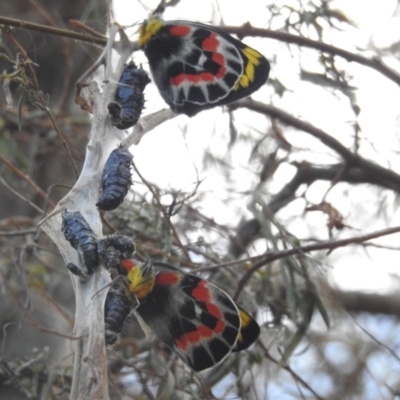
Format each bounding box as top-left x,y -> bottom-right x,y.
119,260 -> 260,371
139,18 -> 270,116
131,262 -> 241,371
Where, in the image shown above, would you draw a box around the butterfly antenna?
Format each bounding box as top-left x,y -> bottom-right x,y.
91,275 -> 127,300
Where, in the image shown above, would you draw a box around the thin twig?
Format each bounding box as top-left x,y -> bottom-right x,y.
0,16 -> 107,46
123,109 -> 177,147
45,108 -> 79,178
0,269 -> 79,341
26,0 -> 75,110
232,99 -> 400,192
229,162 -> 400,258
0,154 -> 51,203
258,341 -> 325,400
28,272 -> 74,326
0,229 -> 38,237
234,225 -> 400,300
223,24 -> 400,87
68,20 -> 108,39
132,162 -> 192,262
6,27 -> 79,178
0,174 -> 43,214
3,16 -> 399,87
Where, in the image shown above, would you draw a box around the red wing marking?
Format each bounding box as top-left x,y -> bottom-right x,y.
174,319 -> 226,353
214,320 -> 225,334
120,259 -> 136,272
199,72 -> 215,82
202,33 -> 219,51
206,303 -> 222,319
198,325 -> 213,338
176,338 -> 187,351
155,271 -> 181,285
170,75 -> 186,86
212,52 -> 224,66
215,66 -> 227,79
171,74 -> 201,86
168,25 -> 191,36
171,73 -> 219,86
176,332 -> 201,350
192,280 -> 211,302
186,75 -> 201,83
186,331 -> 201,344
169,33 -> 229,87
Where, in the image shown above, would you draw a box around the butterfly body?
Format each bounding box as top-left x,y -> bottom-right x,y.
139,18 -> 270,116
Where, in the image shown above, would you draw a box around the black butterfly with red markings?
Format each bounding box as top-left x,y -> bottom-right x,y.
139,17 -> 270,116
106,258 -> 260,372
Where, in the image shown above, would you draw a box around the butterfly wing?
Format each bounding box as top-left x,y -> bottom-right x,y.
140,19 -> 270,116
233,308 -> 260,352
134,262 -> 242,372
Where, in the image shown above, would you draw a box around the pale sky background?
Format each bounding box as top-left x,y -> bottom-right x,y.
112,0 -> 400,294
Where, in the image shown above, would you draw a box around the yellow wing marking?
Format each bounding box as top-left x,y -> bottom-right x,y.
235,47 -> 264,90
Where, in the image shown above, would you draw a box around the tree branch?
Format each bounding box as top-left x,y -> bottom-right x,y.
330,289 -> 400,317
232,99 -> 400,193
229,99 -> 400,258
229,161 -> 400,258
233,225 -> 400,300
38,25 -> 135,400
3,17 -> 399,87
0,16 -> 107,46
223,24 -> 400,87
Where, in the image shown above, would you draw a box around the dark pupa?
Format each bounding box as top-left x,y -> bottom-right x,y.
97,235 -> 136,273
104,279 -> 133,345
61,210 -> 98,274
96,146 -> 133,211
108,62 -> 150,129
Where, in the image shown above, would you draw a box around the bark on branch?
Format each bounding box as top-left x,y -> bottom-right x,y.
330,289 -> 400,317
38,27 -> 134,400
